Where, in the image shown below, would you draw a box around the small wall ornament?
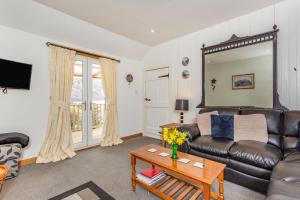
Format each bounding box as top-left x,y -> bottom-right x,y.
126,74 -> 133,85
182,57 -> 190,66
211,78 -> 217,91
182,70 -> 190,79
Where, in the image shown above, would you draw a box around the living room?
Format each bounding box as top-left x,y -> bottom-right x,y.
0,0 -> 299,200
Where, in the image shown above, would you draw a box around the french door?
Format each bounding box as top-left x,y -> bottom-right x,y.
70,55 -> 105,149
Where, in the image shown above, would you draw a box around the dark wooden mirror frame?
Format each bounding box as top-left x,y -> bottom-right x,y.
197,25 -> 287,110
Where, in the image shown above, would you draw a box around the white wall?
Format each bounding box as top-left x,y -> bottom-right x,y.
0,26 -> 49,160
143,0 -> 300,130
0,25 -> 143,159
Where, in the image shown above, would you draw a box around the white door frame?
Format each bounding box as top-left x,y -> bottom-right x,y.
143,66 -> 171,139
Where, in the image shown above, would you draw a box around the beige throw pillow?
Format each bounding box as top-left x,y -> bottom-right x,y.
234,114 -> 268,143
197,111 -> 218,135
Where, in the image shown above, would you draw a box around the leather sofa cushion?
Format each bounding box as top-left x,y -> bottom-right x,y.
271,161 -> 300,181
189,149 -> 229,164
283,111 -> 300,150
0,132 -> 29,148
283,136 -> 299,151
189,135 -> 235,158
283,149 -> 298,159
283,111 -> 300,137
229,140 -> 282,170
284,151 -> 300,162
267,180 -> 300,200
268,134 -> 281,149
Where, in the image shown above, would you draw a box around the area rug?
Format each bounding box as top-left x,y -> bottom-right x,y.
48,181 -> 115,200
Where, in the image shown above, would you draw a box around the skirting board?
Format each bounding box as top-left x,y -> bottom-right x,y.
121,132 -> 143,141
19,157 -> 37,167
18,132 -> 143,167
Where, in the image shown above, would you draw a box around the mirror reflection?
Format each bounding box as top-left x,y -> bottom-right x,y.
205,42 -> 273,108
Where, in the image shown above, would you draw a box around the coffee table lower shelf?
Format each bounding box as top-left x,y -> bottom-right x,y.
136,174 -> 220,200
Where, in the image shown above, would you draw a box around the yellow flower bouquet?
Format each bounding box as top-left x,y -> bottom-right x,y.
163,128 -> 187,159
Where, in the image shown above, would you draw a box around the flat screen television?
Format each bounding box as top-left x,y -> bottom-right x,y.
0,58 -> 32,90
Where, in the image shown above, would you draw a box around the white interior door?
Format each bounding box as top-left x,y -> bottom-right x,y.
144,67 -> 170,137
70,56 -> 105,149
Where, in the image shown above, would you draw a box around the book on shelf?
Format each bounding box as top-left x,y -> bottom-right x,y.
137,172 -> 166,185
141,168 -> 164,179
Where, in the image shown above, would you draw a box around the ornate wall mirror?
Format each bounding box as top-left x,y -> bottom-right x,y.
198,26 -> 285,109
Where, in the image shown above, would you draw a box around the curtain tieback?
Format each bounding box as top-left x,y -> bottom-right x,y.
51,100 -> 69,110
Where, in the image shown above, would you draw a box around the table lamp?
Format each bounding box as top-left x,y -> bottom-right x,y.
175,99 -> 189,124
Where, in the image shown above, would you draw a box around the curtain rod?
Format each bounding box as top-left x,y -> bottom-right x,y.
46,42 -> 121,63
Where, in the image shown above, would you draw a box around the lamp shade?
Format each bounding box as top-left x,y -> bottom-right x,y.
175,99 -> 189,111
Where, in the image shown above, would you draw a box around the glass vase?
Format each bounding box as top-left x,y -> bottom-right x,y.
171,143 -> 178,159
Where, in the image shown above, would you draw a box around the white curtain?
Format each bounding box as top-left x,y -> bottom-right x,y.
37,46 -> 76,163
99,58 -> 122,146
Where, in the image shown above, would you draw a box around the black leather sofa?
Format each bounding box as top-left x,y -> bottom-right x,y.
178,108 -> 300,199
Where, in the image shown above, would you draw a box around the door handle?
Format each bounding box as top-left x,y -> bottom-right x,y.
158,74 -> 169,78
90,101 -> 92,111
82,101 -> 87,111
144,98 -> 151,101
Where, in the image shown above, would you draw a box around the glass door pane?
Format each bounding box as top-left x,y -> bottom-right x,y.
88,59 -> 104,145
70,57 -> 88,149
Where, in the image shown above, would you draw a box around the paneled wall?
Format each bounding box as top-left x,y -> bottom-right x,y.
143,0 -> 300,127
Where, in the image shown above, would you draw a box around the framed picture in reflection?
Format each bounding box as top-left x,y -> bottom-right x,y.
232,73 -> 255,90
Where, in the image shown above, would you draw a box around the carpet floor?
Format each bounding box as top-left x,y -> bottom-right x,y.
0,137 -> 265,200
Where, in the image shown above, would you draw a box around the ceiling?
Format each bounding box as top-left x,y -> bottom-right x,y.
34,0 -> 283,46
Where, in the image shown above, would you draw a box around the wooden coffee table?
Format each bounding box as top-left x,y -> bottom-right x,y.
130,144 -> 225,200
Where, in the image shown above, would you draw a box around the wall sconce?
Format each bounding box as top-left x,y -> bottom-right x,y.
211,78 -> 217,91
